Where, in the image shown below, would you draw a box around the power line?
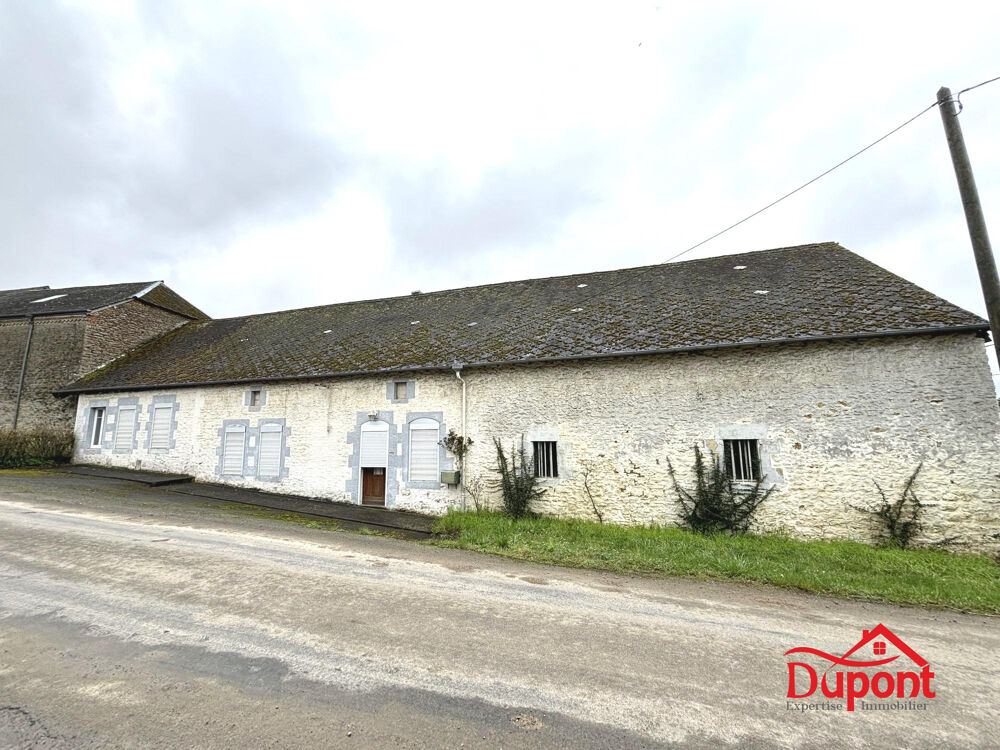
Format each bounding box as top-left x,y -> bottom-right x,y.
956,74 -> 1000,111
665,74 -> 1000,264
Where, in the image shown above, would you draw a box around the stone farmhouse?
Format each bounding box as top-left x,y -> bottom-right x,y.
8,242 -> 1000,550
0,282 -> 207,430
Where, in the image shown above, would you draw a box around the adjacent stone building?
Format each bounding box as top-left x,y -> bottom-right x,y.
0,282 -> 207,429
51,243 -> 1000,550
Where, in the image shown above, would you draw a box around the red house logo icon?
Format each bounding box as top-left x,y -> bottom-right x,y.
784,624 -> 936,711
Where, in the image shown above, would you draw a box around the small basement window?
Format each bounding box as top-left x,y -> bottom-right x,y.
394,381 -> 408,400
89,407 -> 105,447
533,441 -> 558,478
724,439 -> 761,482
249,389 -> 261,407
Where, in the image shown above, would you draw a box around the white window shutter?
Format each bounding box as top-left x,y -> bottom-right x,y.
223,426 -> 245,475
258,425 -> 282,478
360,425 -> 389,467
114,407 -> 136,451
150,405 -> 172,450
408,419 -> 439,482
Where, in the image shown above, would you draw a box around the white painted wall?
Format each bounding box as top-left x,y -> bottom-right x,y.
73,372 -> 463,514
73,333 -> 1000,551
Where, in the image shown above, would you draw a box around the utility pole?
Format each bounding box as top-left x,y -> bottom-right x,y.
937,86 -> 1000,364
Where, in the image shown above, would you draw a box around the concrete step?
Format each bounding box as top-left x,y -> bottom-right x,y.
61,465 -> 194,487
167,483 -> 436,536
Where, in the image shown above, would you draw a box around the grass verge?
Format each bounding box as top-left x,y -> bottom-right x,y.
432,510 -> 1000,614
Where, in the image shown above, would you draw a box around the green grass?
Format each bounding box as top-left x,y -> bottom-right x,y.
431,510 -> 1000,614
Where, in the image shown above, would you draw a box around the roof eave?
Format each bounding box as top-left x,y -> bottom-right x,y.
53,323 -> 990,396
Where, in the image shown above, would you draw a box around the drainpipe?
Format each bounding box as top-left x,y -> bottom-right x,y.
454,365 -> 467,511
12,316 -> 35,430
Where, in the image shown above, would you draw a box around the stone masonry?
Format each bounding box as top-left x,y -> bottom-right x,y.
3,300 -> 191,430
72,332 -> 1000,552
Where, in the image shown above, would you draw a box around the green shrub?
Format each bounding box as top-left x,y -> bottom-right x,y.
857,464 -> 924,549
0,428 -> 75,469
490,437 -> 545,519
666,445 -> 773,535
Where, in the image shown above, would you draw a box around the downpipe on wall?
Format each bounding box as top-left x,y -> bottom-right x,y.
12,315 -> 35,430
454,364 -> 466,511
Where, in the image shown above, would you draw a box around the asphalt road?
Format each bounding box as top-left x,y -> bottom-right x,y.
0,472 -> 997,749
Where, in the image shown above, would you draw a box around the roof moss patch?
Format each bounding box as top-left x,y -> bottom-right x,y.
57,243 -> 988,394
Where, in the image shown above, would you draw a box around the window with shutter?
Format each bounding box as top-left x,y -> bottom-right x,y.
114,407 -> 136,451
150,405 -> 172,450
258,424 -> 282,478
360,422 -> 389,467
223,425 -> 246,475
408,418 -> 439,482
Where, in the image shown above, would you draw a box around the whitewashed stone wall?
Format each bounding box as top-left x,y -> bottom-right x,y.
72,372 -> 464,514
459,333 -> 1000,553
73,333 -> 1000,551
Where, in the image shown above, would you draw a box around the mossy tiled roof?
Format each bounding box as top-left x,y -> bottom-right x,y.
0,281 -> 208,320
60,243 -> 987,393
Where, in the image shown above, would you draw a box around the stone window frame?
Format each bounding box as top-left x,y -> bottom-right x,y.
244,388 -> 268,412
255,418 -> 291,482
144,395 -> 180,454
111,397 -> 141,454
387,380 -> 416,404
714,424 -> 780,488
345,410 -> 401,505
400,411 -> 454,489
81,399 -> 111,455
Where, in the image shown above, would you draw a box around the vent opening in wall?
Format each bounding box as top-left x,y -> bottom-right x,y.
533,441 -> 558,478
724,439 -> 761,482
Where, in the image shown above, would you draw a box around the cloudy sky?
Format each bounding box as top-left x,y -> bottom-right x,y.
3,1 -> 999,379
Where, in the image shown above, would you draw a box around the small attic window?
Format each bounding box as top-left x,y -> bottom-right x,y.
30,294 -> 67,303
394,381 -> 408,400
249,389 -> 262,407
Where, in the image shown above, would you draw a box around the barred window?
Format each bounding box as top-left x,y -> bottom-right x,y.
724,439 -> 760,482
533,441 -> 558,478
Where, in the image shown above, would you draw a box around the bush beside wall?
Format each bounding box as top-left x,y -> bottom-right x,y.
0,428 -> 74,469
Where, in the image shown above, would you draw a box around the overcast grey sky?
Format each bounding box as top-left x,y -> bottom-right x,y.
2,1 -> 999,380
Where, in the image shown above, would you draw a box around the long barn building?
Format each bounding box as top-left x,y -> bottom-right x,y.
49,243 -> 1000,551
